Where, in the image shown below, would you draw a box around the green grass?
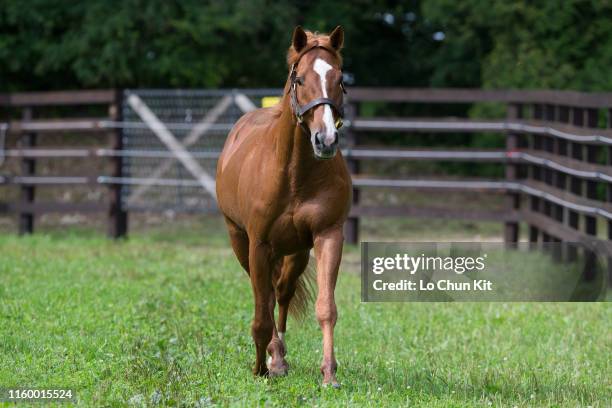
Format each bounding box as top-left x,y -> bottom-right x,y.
0,231 -> 610,407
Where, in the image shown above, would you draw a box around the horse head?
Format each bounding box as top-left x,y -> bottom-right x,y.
287,26 -> 346,160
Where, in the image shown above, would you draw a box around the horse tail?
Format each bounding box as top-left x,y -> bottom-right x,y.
288,257 -> 316,321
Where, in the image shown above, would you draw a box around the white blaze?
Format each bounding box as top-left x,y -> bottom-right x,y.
313,58 -> 337,146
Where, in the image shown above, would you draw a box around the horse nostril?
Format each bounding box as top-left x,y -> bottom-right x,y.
315,132 -> 325,147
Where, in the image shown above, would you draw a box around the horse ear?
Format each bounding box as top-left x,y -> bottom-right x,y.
292,26 -> 308,53
329,25 -> 344,50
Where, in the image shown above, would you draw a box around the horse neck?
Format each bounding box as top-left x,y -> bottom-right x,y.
273,92 -> 321,190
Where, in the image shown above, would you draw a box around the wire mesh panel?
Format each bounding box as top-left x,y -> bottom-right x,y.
121,89 -> 281,212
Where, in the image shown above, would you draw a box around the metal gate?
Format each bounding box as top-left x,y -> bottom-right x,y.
120,89 -> 281,212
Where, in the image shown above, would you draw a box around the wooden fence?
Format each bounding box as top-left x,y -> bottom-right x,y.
1,88 -> 612,279
0,90 -> 127,237
343,88 -> 612,282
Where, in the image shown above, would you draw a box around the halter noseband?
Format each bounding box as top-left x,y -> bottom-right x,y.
288,45 -> 347,132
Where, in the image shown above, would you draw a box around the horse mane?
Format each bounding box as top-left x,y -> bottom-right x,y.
286,30 -> 343,68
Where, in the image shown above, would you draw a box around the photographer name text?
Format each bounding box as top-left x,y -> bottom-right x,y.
372,279 -> 493,291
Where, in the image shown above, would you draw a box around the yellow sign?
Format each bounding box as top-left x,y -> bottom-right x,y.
261,96 -> 281,108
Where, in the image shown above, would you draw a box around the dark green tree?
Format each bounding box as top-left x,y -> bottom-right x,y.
1,0 -> 610,92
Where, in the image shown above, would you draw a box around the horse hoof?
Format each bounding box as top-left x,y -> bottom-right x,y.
322,381 -> 341,389
267,356 -> 289,377
268,366 -> 289,377
252,365 -> 269,377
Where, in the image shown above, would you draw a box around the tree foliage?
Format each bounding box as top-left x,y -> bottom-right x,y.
1,0 -> 610,92
423,0 -> 612,91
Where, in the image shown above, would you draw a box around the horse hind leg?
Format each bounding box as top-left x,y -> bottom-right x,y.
265,289 -> 288,377
223,216 -> 250,274
275,251 -> 311,356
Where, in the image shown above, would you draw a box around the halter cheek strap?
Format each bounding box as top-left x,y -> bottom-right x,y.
292,94 -> 344,122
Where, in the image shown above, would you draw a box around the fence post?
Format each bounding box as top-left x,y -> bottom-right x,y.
18,107 -> 36,235
608,108 -> 612,287
108,90 -> 128,238
545,104 -> 564,260
557,106 -> 570,261
541,106 -> 553,249
583,108 -> 599,280
566,107 -> 585,262
528,104 -> 543,248
504,103 -> 521,247
344,101 -> 359,244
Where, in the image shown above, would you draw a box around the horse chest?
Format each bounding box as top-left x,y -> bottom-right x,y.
266,210 -> 311,254
267,196 -> 344,254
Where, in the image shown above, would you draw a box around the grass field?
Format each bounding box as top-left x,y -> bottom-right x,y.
0,219 -> 610,407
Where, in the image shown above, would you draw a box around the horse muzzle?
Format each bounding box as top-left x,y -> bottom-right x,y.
312,131 -> 339,160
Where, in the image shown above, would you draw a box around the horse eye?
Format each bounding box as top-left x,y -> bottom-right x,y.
296,77 -> 304,86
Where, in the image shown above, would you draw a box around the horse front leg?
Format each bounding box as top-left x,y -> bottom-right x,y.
248,241 -> 274,376
313,228 -> 343,388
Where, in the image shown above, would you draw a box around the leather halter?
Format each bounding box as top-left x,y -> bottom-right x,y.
288,45 -> 347,132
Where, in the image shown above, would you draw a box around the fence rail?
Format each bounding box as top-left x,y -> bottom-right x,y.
348,87 -> 612,107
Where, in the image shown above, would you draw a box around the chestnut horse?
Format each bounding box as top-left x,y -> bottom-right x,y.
215,26 -> 351,387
